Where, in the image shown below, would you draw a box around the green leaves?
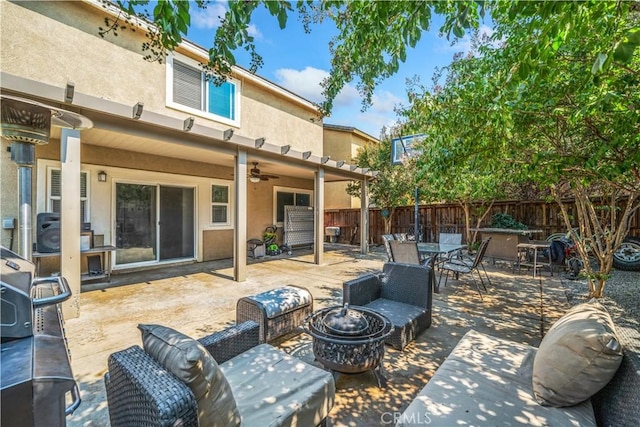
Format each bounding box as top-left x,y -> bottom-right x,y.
613,29 -> 640,63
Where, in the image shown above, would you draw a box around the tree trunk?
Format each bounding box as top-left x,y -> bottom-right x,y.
552,182 -> 639,298
383,216 -> 392,234
460,200 -> 494,244
383,207 -> 396,235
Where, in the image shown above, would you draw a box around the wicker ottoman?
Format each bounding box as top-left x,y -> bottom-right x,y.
236,285 -> 313,343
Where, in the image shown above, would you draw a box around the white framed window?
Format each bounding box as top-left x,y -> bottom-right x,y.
211,184 -> 230,225
273,186 -> 313,224
167,53 -> 240,126
47,168 -> 90,221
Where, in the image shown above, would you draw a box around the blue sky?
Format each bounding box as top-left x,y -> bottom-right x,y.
185,1 -> 493,139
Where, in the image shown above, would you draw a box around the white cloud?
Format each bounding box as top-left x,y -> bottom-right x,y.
274,66 -> 359,107
192,1 -> 227,29
247,24 -> 263,40
192,3 -> 263,40
274,67 -> 402,137
370,90 -> 403,114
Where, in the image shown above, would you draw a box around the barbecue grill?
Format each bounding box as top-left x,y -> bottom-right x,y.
1,246 -> 80,426
304,304 -> 392,387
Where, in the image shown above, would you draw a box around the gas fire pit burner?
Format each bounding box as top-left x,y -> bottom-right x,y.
304,304 -> 392,387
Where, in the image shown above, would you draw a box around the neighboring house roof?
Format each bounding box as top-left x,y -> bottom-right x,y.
323,123 -> 379,143
83,0 -> 320,113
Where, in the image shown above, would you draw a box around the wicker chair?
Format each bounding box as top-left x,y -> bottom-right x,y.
343,262 -> 433,350
104,321 -> 335,427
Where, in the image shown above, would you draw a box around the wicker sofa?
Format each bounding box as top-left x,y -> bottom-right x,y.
343,262 -> 433,350
397,299 -> 640,426
104,321 -> 335,427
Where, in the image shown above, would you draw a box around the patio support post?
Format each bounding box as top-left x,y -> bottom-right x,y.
234,150 -> 247,281
60,129 -> 81,318
314,167 -> 324,265
360,177 -> 369,254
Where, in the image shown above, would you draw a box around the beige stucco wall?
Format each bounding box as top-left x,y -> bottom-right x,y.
28,141 -> 313,268
0,139 -> 19,249
323,127 -> 376,209
0,0 -> 323,152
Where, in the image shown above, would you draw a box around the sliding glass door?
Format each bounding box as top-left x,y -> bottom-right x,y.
159,186 -> 194,260
115,183 -> 194,266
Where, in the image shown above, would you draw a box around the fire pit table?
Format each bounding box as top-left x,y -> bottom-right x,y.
304,304 -> 392,387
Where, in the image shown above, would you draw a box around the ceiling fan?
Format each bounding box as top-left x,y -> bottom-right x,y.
249,162 -> 279,182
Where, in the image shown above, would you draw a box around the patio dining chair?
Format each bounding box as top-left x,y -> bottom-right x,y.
436,232 -> 463,265
381,234 -> 395,262
439,237 -> 491,299
389,240 -> 430,266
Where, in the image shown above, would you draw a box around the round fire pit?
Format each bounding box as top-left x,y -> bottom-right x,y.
304,304 -> 392,387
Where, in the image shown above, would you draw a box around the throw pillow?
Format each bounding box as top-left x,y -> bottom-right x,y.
139,324 -> 241,426
532,299 -> 623,407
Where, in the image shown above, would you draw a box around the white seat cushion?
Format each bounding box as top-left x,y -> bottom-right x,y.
221,344 -> 335,427
397,330 -> 596,426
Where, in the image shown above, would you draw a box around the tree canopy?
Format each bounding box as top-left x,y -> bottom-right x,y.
396,1 -> 639,296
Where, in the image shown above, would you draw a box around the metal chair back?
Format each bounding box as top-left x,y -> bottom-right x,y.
439,233 -> 462,245
381,234 -> 395,262
471,238 -> 491,269
389,240 -> 421,265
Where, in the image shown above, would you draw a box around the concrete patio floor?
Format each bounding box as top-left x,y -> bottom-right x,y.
66,244 -> 572,427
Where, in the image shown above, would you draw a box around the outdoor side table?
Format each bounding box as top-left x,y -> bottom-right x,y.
236,285 -> 313,342
517,241 -> 552,277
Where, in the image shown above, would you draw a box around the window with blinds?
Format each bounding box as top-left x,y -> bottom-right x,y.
173,61 -> 202,110
170,57 -> 238,122
48,168 -> 89,221
211,184 -> 229,224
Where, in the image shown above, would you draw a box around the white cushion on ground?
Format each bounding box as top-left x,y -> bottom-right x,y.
397,330 -> 596,427
221,343 -> 335,427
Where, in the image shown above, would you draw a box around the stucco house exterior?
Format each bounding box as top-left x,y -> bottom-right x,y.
0,0 -> 372,317
323,124 -> 379,209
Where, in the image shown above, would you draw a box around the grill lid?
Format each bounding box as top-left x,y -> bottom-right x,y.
322,304 -> 369,336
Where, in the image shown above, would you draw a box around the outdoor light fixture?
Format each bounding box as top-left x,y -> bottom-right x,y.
321,156 -> 330,164
64,81 -> 75,103
255,137 -> 265,148
183,116 -> 195,131
132,102 -> 144,119
249,176 -> 261,183
361,168 -> 369,173
336,160 -> 345,167
280,145 -> 291,155
223,128 -> 234,141
97,171 -> 107,182
350,165 -> 358,171
302,151 -> 312,159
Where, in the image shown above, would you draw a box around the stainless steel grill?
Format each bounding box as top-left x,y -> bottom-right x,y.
1,247 -> 80,426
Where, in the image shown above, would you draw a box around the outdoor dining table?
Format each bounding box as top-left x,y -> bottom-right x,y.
418,243 -> 467,293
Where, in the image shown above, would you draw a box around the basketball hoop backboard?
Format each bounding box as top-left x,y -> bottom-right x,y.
391,134 -> 425,165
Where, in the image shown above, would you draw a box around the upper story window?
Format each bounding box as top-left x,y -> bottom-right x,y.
167,54 -> 240,126
48,168 -> 89,222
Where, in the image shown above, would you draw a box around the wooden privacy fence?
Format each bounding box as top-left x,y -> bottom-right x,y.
324,199 -> 640,245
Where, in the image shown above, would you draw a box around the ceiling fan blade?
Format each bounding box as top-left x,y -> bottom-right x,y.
262,174 -> 280,179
